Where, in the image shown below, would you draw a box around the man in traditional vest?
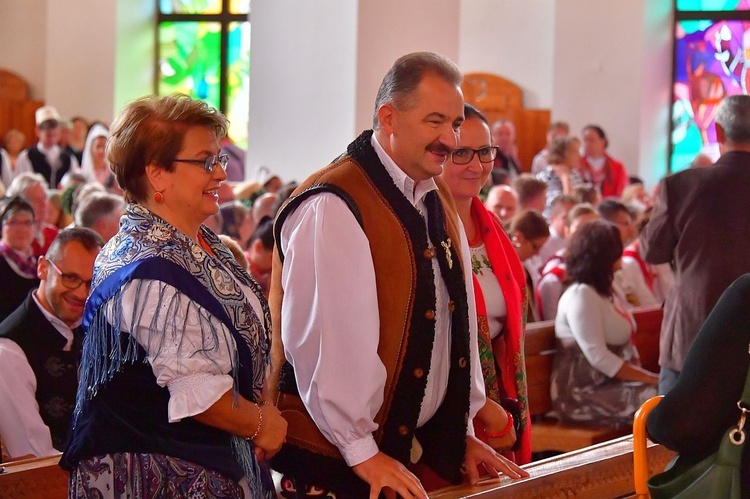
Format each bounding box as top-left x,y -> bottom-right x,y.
0,227 -> 102,459
14,105 -> 80,189
270,52 -> 527,498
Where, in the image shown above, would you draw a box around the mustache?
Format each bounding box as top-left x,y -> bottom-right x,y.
426,140 -> 452,156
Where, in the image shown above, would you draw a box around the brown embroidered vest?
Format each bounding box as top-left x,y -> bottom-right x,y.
269,131 -> 472,494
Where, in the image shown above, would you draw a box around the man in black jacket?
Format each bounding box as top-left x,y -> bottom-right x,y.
0,228 -> 102,459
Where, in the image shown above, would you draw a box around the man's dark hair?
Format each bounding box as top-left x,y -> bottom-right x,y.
510,209 -> 550,241
372,52 -> 462,130
598,199 -> 630,222
512,174 -> 547,207
248,216 -> 274,251
565,220 -> 623,297
46,227 -> 104,262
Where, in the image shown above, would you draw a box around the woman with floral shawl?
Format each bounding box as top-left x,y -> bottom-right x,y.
61,95 -> 286,498
440,104 -> 531,464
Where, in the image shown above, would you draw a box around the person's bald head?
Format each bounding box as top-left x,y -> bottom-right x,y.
485,185 -> 518,222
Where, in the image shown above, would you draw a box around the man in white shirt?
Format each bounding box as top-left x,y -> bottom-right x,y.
0,227 -> 102,459
14,106 -> 80,189
270,52 -> 526,498
530,121 -> 570,174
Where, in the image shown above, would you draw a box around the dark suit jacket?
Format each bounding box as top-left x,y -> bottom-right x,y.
641,150 -> 750,371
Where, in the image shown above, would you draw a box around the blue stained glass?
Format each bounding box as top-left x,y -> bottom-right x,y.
676,0 -> 747,11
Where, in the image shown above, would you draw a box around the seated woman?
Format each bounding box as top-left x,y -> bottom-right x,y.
647,274 -> 750,493
551,220 -> 657,427
509,209 -> 550,323
0,196 -> 40,323
440,103 -> 531,464
536,136 -> 590,216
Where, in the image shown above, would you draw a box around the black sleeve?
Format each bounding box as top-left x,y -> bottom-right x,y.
646,274 -> 750,455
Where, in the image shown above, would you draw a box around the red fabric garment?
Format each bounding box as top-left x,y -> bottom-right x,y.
468,197 -> 531,464
581,154 -> 628,197
31,223 -> 59,257
623,239 -> 655,291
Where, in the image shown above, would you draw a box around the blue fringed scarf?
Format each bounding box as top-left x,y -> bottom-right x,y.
72,203 -> 272,494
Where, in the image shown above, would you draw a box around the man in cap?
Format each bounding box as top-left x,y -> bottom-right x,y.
14,106 -> 80,189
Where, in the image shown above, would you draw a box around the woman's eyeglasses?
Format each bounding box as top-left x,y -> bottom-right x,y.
173,154 -> 230,174
450,146 -> 499,165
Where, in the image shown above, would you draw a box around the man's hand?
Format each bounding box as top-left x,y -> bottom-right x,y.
352,451 -> 428,499
462,435 -> 529,485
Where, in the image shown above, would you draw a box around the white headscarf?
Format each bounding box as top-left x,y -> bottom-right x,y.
80,123 -> 110,185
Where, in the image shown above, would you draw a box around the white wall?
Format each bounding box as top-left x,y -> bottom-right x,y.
355,0 -> 461,133
45,0 -> 118,123
247,0 -> 359,184
459,0 -> 555,109
552,0 -> 672,188
114,0 -> 156,117
0,0 -> 48,100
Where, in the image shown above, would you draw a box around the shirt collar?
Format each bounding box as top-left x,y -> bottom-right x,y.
31,290 -> 81,351
371,134 -> 438,207
36,142 -> 60,155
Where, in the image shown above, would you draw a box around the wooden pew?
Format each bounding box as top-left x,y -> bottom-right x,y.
0,453 -> 67,498
430,435 -> 675,498
525,306 -> 663,454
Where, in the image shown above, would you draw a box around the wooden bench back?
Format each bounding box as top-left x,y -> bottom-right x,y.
524,306 -> 664,418
525,320 -> 556,417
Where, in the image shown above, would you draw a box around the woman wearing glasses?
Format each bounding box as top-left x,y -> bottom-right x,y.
439,104 -> 531,464
0,196 -> 40,323
62,95 -> 286,498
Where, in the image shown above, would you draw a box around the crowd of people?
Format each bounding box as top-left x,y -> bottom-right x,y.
0,50 -> 746,497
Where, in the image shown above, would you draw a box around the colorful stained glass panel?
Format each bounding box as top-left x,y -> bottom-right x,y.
671,19 -> 750,170
676,0 -> 750,11
230,0 -> 250,14
226,22 -> 250,148
158,21 -> 222,110
159,0 -> 222,14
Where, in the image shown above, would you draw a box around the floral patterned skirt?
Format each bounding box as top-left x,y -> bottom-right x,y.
550,339 -> 657,427
68,453 -> 252,498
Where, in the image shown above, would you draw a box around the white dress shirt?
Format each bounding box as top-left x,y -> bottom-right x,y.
14,143 -> 80,187
0,292 -> 79,458
279,135 -> 485,467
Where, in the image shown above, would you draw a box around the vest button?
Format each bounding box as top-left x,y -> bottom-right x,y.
423,247 -> 436,259
413,367 -> 424,379
398,425 -> 409,436
424,310 -> 436,320
448,301 -> 456,312
458,357 -> 467,368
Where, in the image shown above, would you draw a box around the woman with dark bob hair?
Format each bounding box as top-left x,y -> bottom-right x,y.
0,195 -> 40,322
61,95 -> 286,497
550,220 -> 657,426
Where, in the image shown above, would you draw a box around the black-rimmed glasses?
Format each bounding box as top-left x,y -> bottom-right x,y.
173,154 -> 229,174
450,146 -> 499,165
47,259 -> 92,290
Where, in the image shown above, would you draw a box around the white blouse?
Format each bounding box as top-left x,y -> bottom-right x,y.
555,283 -> 636,378
470,243 -> 507,339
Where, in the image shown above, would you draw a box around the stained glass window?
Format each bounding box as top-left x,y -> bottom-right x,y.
157,1 -> 250,148
671,3 -> 750,171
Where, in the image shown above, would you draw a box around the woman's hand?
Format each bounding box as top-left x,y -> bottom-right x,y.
476,398 -> 516,451
251,403 -> 287,460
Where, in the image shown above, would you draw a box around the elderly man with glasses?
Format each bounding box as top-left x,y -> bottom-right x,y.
0,227 -> 102,460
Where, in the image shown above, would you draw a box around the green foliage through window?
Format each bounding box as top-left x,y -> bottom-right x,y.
157,1 -> 250,148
